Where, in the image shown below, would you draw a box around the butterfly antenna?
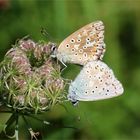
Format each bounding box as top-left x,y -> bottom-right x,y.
40,27 -> 53,41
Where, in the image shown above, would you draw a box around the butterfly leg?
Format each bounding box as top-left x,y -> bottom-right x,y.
60,60 -> 67,68
59,60 -> 68,73
71,100 -> 79,106
67,79 -> 73,85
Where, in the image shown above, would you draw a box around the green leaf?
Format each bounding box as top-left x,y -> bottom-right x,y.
0,123 -> 5,133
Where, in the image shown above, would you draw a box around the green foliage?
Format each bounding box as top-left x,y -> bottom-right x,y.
0,0 -> 140,139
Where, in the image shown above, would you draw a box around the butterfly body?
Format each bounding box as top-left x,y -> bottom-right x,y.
56,21 -> 105,65
68,61 -> 124,102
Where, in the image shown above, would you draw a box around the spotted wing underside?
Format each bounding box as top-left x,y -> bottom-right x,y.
68,61 -> 124,101
57,21 -> 106,65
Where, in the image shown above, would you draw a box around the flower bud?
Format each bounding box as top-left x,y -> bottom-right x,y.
0,39 -> 66,113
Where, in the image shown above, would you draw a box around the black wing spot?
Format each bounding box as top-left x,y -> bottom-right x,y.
71,39 -> 75,43
71,48 -> 75,52
66,44 -> 69,48
77,39 -> 81,42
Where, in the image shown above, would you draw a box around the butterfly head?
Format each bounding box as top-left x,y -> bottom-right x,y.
48,42 -> 58,58
67,84 -> 79,106
67,94 -> 79,106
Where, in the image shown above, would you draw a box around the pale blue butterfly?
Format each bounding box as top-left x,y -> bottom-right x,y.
68,60 -> 124,105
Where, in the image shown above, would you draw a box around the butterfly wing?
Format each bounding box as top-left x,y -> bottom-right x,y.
68,61 -> 124,102
57,21 -> 105,65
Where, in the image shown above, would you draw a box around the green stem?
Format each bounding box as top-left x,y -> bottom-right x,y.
3,112 -> 16,138
15,113 -> 19,140
22,115 -> 30,129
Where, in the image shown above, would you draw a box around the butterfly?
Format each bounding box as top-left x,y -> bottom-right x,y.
50,21 -> 124,104
52,21 -> 105,66
68,60 -> 124,105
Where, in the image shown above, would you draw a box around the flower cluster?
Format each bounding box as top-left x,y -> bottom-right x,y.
0,39 -> 65,113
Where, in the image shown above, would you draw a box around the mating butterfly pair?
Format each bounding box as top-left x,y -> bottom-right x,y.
52,21 -> 124,104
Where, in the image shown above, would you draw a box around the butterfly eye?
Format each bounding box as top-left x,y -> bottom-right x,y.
51,44 -> 57,52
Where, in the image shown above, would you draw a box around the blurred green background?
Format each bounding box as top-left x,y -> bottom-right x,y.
0,0 -> 140,139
